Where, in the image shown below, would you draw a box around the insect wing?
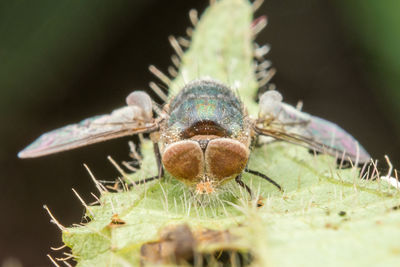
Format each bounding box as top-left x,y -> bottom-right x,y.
18,106 -> 157,158
256,92 -> 370,164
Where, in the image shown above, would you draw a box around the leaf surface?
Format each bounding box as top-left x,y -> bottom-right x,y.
60,0 -> 400,266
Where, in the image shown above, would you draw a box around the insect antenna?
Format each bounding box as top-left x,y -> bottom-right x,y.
244,169 -> 282,191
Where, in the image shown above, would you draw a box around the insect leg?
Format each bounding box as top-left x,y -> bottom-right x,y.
235,174 -> 253,198
244,169 -> 282,191
125,175 -> 161,190
127,142 -> 164,188
132,176 -> 159,185
153,142 -> 164,179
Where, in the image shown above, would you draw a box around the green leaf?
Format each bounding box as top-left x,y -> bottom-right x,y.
58,0 -> 400,266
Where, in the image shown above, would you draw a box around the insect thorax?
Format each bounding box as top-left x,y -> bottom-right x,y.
164,80 -> 249,144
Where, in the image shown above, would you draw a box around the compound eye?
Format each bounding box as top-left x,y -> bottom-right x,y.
205,138 -> 249,180
162,140 -> 204,184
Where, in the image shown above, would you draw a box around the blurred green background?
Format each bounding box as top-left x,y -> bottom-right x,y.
340,0 -> 400,125
0,0 -> 399,266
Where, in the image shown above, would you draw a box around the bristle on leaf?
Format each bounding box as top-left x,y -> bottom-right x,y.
178,36 -> 191,48
171,54 -> 181,68
169,35 -> 184,58
252,0 -> 264,12
257,68 -> 276,87
186,27 -> 193,37
149,81 -> 168,102
168,66 -> 179,77
189,9 -> 199,26
149,65 -> 172,86
251,16 -> 267,37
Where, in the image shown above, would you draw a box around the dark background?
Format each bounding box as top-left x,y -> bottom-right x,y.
1,0 -> 399,266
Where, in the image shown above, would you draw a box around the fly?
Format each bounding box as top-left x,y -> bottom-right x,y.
18,0 -> 371,197
18,78 -> 370,196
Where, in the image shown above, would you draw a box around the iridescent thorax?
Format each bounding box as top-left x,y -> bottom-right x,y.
160,80 -> 251,187
167,80 -> 245,139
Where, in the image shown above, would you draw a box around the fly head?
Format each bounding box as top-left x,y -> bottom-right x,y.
161,137 -> 250,191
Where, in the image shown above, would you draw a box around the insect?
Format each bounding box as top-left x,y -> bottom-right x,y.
18,0 -> 371,196
18,78 -> 370,195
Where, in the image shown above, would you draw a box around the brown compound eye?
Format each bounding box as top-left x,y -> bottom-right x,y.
162,140 -> 204,184
205,138 -> 249,180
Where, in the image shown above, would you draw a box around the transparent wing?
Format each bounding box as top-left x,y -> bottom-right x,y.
18,105 -> 158,158
256,91 -> 371,164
